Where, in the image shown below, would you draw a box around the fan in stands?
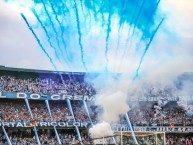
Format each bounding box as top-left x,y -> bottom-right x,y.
0,67 -> 193,144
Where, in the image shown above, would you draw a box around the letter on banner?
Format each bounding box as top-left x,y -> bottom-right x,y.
66,122 -> 73,127
40,122 -> 47,127
17,93 -> 27,99
30,94 -> 40,100
80,122 -> 88,128
50,122 -> 57,126
73,95 -> 82,100
58,122 -> 66,127
84,96 -> 94,101
64,95 -> 72,100
2,122 -> 10,127
9,122 -> 14,127
51,95 -> 60,100
0,92 -> 6,98
73,122 -> 80,127
16,122 -> 24,127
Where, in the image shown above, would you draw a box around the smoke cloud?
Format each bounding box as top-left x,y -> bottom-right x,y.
87,73 -> 132,138
176,74 -> 193,113
89,121 -> 113,138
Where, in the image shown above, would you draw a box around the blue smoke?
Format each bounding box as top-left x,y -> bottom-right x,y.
48,0 -> 68,56
31,8 -> 60,60
34,0 -> 71,67
21,13 -> 68,85
21,13 -> 58,71
41,0 -> 60,49
73,0 -> 87,71
130,0 -> 146,39
133,18 -> 165,80
105,0 -> 112,71
5,0 -> 164,76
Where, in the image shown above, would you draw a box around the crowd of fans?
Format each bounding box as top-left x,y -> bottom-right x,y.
0,99 -> 30,122
0,76 -> 95,96
0,100 -> 193,127
1,73 -> 193,144
1,129 -> 193,145
0,132 -> 6,144
0,99 -> 96,123
119,134 -> 193,145
121,135 -> 164,145
5,130 -> 92,144
125,102 -> 193,126
166,133 -> 193,145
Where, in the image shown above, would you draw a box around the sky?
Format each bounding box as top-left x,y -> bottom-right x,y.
0,0 -> 193,81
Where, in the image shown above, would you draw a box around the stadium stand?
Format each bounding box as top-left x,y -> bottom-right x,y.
0,66 -> 193,144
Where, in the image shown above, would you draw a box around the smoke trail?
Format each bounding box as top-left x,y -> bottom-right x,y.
133,18 -> 165,80
31,8 -> 61,60
48,0 -> 68,57
31,8 -> 52,47
122,0 -> 146,66
73,0 -> 87,71
20,13 -> 58,71
130,0 -> 146,39
31,9 -> 74,82
99,0 -> 105,27
60,0 -> 69,16
80,0 -> 84,11
118,0 -> 141,70
22,14 -> 77,143
114,0 -> 128,59
114,28 -> 121,59
22,13 -> 72,94
119,0 -> 126,27
22,12 -> 73,88
132,0 -> 161,40
105,0 -> 112,71
128,0 -> 161,55
41,0 -> 72,69
124,0 -> 140,46
41,1 -> 76,82
41,0 -> 60,49
21,13 -> 69,85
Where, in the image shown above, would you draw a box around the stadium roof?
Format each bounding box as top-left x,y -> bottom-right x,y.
0,65 -> 84,75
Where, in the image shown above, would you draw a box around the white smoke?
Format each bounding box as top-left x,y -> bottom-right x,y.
95,91 -> 129,122
87,74 -> 131,138
89,121 -> 114,138
176,74 -> 193,114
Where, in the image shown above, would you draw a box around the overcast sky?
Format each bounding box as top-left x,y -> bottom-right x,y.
0,0 -> 193,80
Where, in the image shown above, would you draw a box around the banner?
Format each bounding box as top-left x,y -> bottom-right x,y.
1,92 -> 192,102
128,96 -> 193,102
0,92 -> 93,101
0,121 -> 88,128
112,124 -> 193,132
